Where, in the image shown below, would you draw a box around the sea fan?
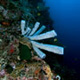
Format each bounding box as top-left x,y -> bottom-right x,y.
20,20 -> 64,59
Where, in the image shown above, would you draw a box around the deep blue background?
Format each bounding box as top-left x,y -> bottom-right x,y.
44,0 -> 80,72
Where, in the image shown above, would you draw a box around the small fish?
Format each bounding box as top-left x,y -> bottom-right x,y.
2,22 -> 10,26
0,21 -> 11,26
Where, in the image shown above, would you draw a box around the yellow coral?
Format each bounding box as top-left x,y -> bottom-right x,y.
43,65 -> 52,80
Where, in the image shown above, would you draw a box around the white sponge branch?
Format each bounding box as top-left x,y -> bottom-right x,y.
24,27 -> 31,37
33,46 -> 46,59
29,22 -> 40,36
33,25 -> 46,36
29,30 -> 57,40
31,41 -> 64,55
21,20 -> 28,35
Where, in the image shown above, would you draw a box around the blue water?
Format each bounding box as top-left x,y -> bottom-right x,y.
44,0 -> 80,72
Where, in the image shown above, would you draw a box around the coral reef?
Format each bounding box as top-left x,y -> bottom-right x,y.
0,0 -> 76,80
0,0 -> 63,79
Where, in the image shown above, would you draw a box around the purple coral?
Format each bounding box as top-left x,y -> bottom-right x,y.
0,69 -> 6,77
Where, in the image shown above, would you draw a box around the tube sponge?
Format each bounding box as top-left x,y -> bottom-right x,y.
29,30 -> 57,40
33,25 -> 46,36
33,46 -> 46,59
29,22 -> 40,36
31,41 -> 64,55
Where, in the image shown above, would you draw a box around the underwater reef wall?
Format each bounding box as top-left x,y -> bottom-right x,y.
0,0 -> 79,80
